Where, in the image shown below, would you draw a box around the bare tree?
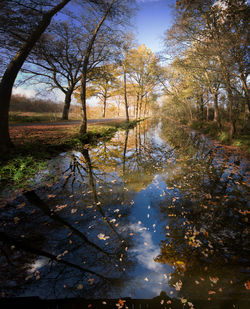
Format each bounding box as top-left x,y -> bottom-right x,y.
0,0 -> 72,151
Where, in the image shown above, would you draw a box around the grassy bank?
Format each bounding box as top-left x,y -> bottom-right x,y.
0,120 -> 140,191
190,120 -> 250,153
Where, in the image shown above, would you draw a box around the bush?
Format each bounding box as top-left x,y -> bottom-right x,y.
218,131 -> 229,142
191,120 -> 203,129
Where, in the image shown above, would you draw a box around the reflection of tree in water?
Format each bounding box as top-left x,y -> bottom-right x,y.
0,148 -> 136,298
154,120 -> 249,307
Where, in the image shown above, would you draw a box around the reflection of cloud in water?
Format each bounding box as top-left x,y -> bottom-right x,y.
122,222 -> 173,298
129,223 -> 164,272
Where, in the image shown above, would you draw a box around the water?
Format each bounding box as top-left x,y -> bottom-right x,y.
0,119 -> 249,308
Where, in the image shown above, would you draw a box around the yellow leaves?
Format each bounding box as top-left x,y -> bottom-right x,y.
54,204 -> 67,212
97,233 -> 110,240
173,280 -> 183,291
116,299 -> 126,308
209,277 -> 219,284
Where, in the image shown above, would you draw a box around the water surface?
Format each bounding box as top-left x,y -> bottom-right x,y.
0,119 -> 249,308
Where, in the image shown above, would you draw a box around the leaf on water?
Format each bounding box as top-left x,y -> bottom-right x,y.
205,194 -> 212,199
208,290 -> 216,295
55,204 -> 67,212
180,298 -> 187,304
144,277 -> 149,281
114,209 -> 120,213
14,217 -> 20,224
138,221 -> 142,225
160,300 -> 164,305
209,277 -> 219,284
97,233 -> 110,240
244,281 -> 250,290
77,284 -> 83,290
47,194 -> 56,199
71,209 -> 77,214
16,202 -> 26,209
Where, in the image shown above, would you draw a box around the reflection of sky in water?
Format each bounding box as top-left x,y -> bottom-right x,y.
122,176 -> 175,298
1,120 -> 249,304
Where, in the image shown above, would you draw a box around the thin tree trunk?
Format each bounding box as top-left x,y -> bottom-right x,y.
225,75 -> 236,140
212,90 -> 221,129
102,96 -> 107,118
62,88 -> 73,120
79,0 -> 115,135
139,94 -> 143,118
123,68 -> 129,122
136,93 -> 139,119
0,0 -> 71,152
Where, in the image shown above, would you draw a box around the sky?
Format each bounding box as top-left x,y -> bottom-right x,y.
14,0 -> 176,100
134,0 -> 176,53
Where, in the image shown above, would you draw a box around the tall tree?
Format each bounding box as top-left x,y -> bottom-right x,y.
79,0 -> 133,134
0,0 -> 72,151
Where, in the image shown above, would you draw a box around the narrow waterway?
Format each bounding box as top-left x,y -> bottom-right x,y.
0,119 -> 249,308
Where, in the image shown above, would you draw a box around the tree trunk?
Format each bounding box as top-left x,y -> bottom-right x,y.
136,93 -> 139,119
225,76 -> 236,140
62,88 -> 73,120
80,68 -> 88,135
79,0 -> 115,135
123,69 -> 129,122
139,94 -> 143,118
199,93 -> 204,121
0,0 -> 71,152
102,96 -> 107,118
212,91 -> 221,129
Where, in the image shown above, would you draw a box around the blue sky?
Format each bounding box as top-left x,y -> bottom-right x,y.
14,0 -> 176,99
134,0 -> 176,52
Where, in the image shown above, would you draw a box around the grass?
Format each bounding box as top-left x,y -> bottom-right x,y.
190,120 -> 250,153
0,119 -> 140,191
9,111 -> 81,123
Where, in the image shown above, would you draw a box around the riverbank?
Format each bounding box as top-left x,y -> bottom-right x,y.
0,119 -> 140,191
164,117 -> 250,158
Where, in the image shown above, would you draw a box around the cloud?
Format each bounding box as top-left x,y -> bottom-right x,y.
13,87 -> 36,98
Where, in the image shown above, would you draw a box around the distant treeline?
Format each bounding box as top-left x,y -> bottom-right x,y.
10,94 -> 81,113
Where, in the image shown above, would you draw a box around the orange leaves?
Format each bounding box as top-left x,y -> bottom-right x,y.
208,290 -> 216,295
116,299 -> 126,308
245,281 -> 250,290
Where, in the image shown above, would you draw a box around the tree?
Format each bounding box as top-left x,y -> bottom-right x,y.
87,64 -> 119,118
0,0 -> 72,151
126,44 -> 161,119
164,0 -> 249,139
79,0 -> 134,134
